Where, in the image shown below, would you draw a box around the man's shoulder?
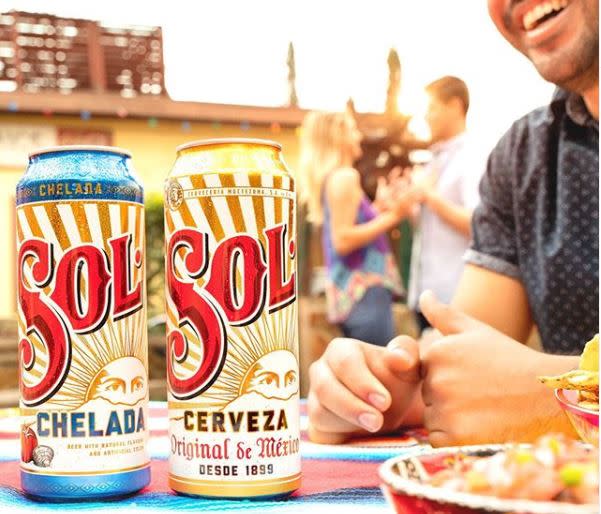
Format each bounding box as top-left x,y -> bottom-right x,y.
486,93 -> 569,185
494,102 -> 560,156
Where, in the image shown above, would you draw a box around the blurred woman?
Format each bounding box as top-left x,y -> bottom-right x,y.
298,110 -> 413,346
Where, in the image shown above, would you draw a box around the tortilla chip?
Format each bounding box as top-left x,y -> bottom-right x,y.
577,400 -> 600,412
539,370 -> 599,393
579,390 -> 599,402
579,334 -> 599,372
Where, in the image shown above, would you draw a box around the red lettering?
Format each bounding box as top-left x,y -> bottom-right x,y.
50,245 -> 111,333
165,223 -> 297,399
166,229 -> 227,400
18,239 -> 71,406
110,234 -> 143,319
205,235 -> 267,326
18,231 -> 142,405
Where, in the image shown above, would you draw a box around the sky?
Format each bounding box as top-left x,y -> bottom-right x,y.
3,0 -> 555,151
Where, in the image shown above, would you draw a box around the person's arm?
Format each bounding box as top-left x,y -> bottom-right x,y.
327,168 -> 405,256
451,264 -> 533,342
423,192 -> 473,237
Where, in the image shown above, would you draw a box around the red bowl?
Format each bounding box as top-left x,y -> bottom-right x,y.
555,389 -> 599,446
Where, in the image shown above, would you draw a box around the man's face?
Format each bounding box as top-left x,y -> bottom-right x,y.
425,96 -> 454,144
487,0 -> 599,91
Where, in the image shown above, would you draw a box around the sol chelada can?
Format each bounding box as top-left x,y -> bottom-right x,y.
16,146 -> 150,500
164,139 -> 301,498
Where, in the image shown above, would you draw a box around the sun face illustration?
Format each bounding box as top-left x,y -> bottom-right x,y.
85,356 -> 147,406
240,350 -> 298,401
196,303 -> 299,411
46,310 -> 148,410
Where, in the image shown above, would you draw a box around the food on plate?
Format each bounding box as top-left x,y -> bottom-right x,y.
539,334 -> 599,411
428,434 -> 598,504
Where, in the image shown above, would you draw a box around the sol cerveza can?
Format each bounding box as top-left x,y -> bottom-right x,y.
16,146 -> 150,499
164,139 -> 301,498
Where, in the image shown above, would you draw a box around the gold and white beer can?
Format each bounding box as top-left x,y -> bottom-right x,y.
164,139 -> 301,498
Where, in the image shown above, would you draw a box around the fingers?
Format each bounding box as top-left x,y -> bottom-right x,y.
418,290 -> 481,336
385,336 -> 420,377
307,336 -> 422,443
307,391 -> 366,436
324,339 -> 392,411
309,350 -> 386,433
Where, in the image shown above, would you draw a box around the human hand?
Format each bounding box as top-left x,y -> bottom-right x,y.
410,166 -> 438,203
419,291 -> 577,447
374,167 -> 404,212
308,336 -> 420,444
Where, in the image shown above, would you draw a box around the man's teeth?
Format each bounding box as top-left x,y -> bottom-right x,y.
523,0 -> 568,31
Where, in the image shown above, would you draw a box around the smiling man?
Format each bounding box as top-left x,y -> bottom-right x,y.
307,0 -> 599,447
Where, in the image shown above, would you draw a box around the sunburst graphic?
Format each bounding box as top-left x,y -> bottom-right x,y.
46,308 -> 148,410
195,302 -> 299,411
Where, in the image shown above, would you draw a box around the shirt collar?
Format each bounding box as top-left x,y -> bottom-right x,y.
430,132 -> 466,156
552,88 -> 597,129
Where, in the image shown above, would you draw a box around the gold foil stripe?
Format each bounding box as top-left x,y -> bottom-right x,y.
120,203 -> 129,235
21,206 -> 54,297
248,174 -> 266,246
70,203 -> 92,243
189,175 -> 226,242
165,209 -> 175,234
96,203 -> 112,255
21,463 -> 150,476
44,203 -> 71,250
219,174 -> 247,234
23,205 -> 44,240
177,196 -> 197,234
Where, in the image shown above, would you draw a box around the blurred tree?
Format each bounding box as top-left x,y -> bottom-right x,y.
386,48 -> 401,115
287,41 -> 298,107
145,192 -> 165,317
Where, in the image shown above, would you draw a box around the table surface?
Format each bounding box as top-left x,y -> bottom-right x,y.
0,402 -> 429,513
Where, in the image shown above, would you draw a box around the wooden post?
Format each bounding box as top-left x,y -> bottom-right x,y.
86,20 -> 106,92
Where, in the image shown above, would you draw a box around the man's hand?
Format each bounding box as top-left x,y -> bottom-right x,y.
308,336 -> 421,444
419,290 -> 578,447
410,165 -> 438,203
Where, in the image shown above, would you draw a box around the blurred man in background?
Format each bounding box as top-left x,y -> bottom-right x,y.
408,76 -> 483,333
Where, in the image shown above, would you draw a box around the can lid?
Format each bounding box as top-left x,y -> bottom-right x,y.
29,145 -> 132,159
176,138 -> 282,153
